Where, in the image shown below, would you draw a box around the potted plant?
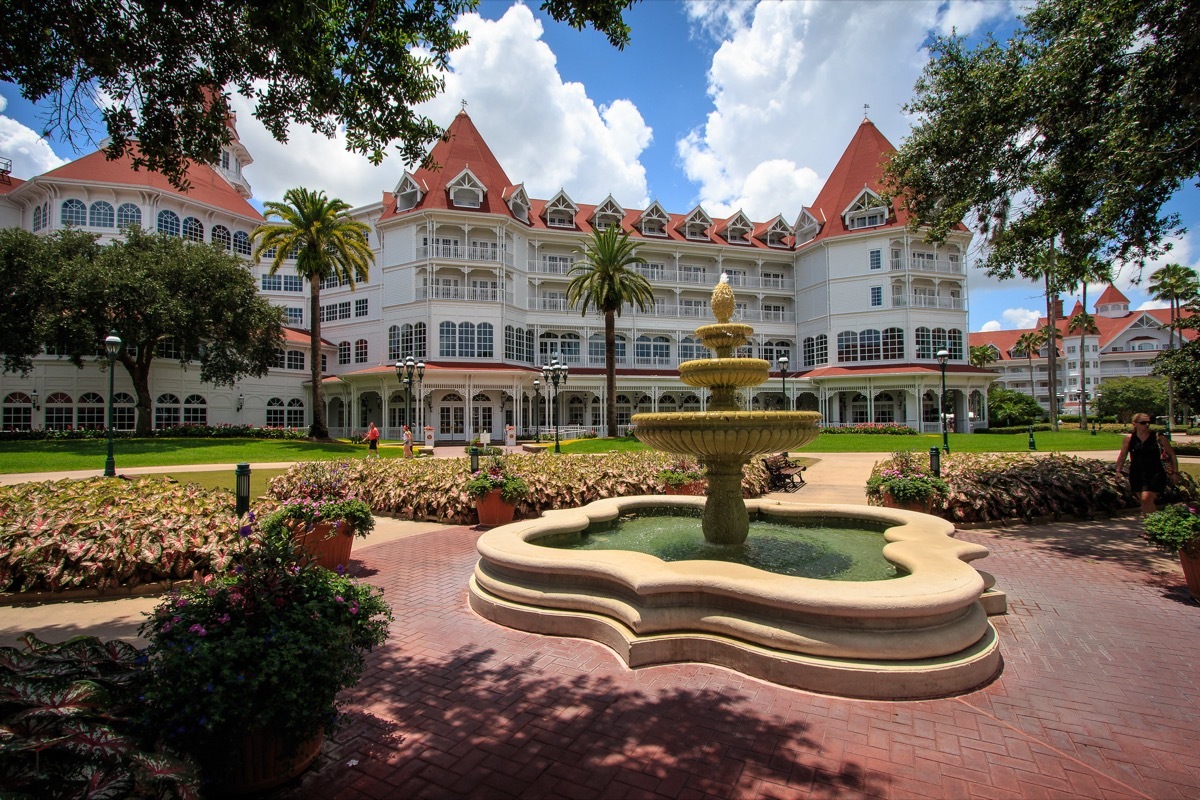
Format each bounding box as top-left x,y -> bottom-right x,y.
139,526 -> 392,794
262,497 -> 375,572
464,456 -> 530,526
657,460 -> 706,495
1142,502 -> 1200,600
865,453 -> 948,514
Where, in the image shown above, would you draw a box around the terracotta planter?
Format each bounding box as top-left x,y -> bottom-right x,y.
881,493 -> 934,514
227,728 -> 323,795
1179,548 -> 1200,602
292,520 -> 354,571
476,488 -> 516,527
664,481 -> 706,496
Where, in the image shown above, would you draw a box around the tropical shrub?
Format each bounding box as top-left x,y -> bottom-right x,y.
260,497 -> 376,538
463,456 -> 530,504
1142,503 -> 1200,557
0,633 -> 199,799
820,423 -> 917,435
0,425 -> 306,441
865,451 -> 948,503
0,478 -> 276,593
656,460 -> 705,488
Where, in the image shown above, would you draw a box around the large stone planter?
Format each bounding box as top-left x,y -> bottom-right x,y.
881,492 -> 934,515
226,728 -> 323,795
1180,549 -> 1200,602
292,521 -> 354,571
663,481 -> 706,496
476,489 -> 516,527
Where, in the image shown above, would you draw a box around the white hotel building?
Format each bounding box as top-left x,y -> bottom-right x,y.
0,111 -> 993,442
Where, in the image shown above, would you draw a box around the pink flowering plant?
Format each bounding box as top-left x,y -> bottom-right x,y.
261,496 -> 375,538
656,460 -> 705,488
463,456 -> 530,504
138,524 -> 391,789
865,451 -> 949,505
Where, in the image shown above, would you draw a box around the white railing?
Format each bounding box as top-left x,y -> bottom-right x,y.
889,257 -> 964,275
893,294 -> 967,311
416,286 -> 512,303
527,301 -> 795,323
418,244 -> 513,266
633,356 -> 674,368
538,298 -> 571,312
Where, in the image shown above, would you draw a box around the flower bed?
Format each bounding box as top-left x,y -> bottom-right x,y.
0,424 -> 307,441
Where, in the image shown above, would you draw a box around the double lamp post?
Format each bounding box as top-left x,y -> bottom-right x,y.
395,356 -> 425,430
541,359 -> 568,454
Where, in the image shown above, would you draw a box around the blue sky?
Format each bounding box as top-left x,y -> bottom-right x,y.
2,0 -> 1197,332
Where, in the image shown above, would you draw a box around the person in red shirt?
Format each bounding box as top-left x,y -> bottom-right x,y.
365,422 -> 380,459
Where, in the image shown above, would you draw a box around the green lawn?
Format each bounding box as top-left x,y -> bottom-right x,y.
157,467 -> 289,500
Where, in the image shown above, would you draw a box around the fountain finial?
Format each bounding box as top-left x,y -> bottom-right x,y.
711,274 -> 735,324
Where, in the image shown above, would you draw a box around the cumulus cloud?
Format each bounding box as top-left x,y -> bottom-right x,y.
0,93 -> 67,178
235,3 -> 652,209
1002,307 -> 1041,329
677,0 -> 1011,215
979,320 -> 1002,332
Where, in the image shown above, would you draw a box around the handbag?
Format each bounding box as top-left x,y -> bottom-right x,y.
1159,435 -> 1180,483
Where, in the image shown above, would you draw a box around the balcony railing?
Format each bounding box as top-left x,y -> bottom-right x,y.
527,301 -> 796,323
892,294 -> 967,311
416,286 -> 513,303
418,244 -> 513,266
889,257 -> 964,275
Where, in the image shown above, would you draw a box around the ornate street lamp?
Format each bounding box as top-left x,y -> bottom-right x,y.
778,355 -> 790,410
936,348 -> 950,454
542,359 -> 568,454
103,330 -> 122,477
533,379 -> 542,443
395,356 -> 425,430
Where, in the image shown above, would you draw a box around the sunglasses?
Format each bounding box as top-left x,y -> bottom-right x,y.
1135,421 -> 1149,425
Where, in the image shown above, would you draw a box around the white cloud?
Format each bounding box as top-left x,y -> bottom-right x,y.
1002,308 -> 1040,329
0,92 -> 67,178
235,3 -> 652,209
979,320 -> 1002,332
676,0 -> 1011,215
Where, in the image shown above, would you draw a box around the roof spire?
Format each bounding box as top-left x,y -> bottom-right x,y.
863,103 -> 870,120
460,98 -> 468,113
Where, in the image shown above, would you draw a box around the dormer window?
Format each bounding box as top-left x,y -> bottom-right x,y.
220,150 -> 230,170
843,190 -> 889,230
447,168 -> 485,209
680,206 -> 712,241
591,195 -> 625,233
794,210 -> 819,245
393,173 -> 424,213
544,191 -> 579,229
760,216 -> 792,248
506,185 -> 531,223
721,211 -> 753,245
638,202 -> 669,237
548,211 -> 572,227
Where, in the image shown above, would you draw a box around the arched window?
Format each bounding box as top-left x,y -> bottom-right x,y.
539,331 -> 560,362
354,339 -> 368,363
762,340 -> 791,364
113,392 -> 135,430
286,350 -> 305,370
915,327 -> 933,359
681,394 -> 702,412
266,397 -> 286,426
388,326 -> 402,362
859,329 -> 882,361
286,398 -> 305,428
506,326 -> 527,361
88,201 -> 115,228
233,231 -> 252,256
874,392 -> 896,423
402,322 -> 427,359
183,394 -> 207,425
116,203 -> 141,228
77,392 -> 105,429
2,393 -> 34,431
837,331 -> 858,363
155,393 -> 181,429
440,321 -> 457,357
61,199 -> 87,227
850,392 -> 870,424
568,395 -> 587,425
32,205 -> 44,232
44,392 -> 73,430
882,328 -> 904,360
157,210 -> 180,237
211,225 -> 231,250
458,322 -> 476,357
478,322 -> 494,358
182,217 -> 204,242
614,394 -> 633,426
338,340 -> 350,366
658,394 -> 679,412
947,329 -> 965,360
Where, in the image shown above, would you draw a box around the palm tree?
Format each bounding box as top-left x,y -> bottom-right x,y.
1067,310 -> 1099,429
1015,329 -> 1045,402
1067,255 -> 1111,428
567,226 -> 655,438
969,345 -> 997,370
1149,263 -> 1200,428
252,188 -> 373,439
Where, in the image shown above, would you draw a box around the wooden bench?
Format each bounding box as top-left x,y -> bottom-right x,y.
762,453 -> 806,493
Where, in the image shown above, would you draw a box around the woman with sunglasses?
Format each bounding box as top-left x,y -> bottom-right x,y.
1115,413 -> 1179,514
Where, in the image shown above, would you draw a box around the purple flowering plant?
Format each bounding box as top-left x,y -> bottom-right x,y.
138,524 -> 392,787
865,451 -> 949,504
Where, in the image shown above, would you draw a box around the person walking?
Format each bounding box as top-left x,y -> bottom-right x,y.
365,422 -> 380,459
402,425 -> 414,459
1116,413 -> 1179,514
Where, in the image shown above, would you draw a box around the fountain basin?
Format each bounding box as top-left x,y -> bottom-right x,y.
469,496 -> 1002,699
678,358 -> 770,388
633,410 -> 821,457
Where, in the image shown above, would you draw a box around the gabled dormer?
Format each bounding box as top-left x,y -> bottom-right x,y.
758,215 -> 793,248
1095,284 -> 1131,318
794,209 -> 820,245
505,184 -> 531,224
720,210 -> 753,245
591,195 -> 625,232
446,167 -> 485,209
678,206 -> 712,241
544,191 -> 578,229
842,189 -> 889,230
393,173 -> 424,213
637,201 -> 669,237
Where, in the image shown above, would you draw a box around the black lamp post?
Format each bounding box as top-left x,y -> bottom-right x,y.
103,330 -> 122,477
533,379 -> 541,442
778,355 -> 790,410
936,348 -> 950,454
542,359 -> 568,454
395,356 -> 425,430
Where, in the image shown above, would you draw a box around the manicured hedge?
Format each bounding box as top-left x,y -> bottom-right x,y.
0,424 -> 307,441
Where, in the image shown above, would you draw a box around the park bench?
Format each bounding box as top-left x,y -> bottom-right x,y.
763,453 -> 806,493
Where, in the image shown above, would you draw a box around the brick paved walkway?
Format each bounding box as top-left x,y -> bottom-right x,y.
285,517 -> 1200,800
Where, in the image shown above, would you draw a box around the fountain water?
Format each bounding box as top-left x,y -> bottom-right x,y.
469,278 -> 1003,699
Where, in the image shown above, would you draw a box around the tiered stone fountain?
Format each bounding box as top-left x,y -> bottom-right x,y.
469,277 -> 1002,699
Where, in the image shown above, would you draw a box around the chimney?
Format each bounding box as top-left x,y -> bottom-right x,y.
1052,298 -> 1063,319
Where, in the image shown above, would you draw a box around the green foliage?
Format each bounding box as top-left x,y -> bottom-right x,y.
1095,376 -> 1167,422
138,527 -> 391,788
885,0 -> 1200,274
0,477 -> 274,592
463,457 -> 531,504
0,633 -> 199,800
260,497 -> 376,539
1142,503 -> 1200,557
821,423 -> 916,435
865,451 -> 949,503
1154,338 -> 1200,412
1,0 -> 635,190
0,424 -> 308,442
987,387 -> 1043,427
656,460 -> 704,488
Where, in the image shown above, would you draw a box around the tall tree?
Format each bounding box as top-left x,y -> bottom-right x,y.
253,189 -> 373,440
969,344 -> 997,370
566,226 -> 654,438
885,0 -> 1200,293
1067,310 -> 1099,428
2,227 -> 284,435
1015,330 -> 1046,403
1,0 -> 636,190
1148,262 -> 1200,427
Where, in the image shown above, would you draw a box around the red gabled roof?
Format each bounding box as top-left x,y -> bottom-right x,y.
1096,284 -> 1130,306
800,364 -> 994,378
281,327 -> 335,349
0,175 -> 24,195
37,147 -> 260,220
804,119 -> 906,244
970,301 -> 1196,357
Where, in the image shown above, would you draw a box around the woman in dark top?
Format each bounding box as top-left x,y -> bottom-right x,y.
1115,413 -> 1178,514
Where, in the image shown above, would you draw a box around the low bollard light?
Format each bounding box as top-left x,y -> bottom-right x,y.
235,463 -> 251,517
1028,425 -> 1037,451
469,446 -> 480,473
1091,420 -> 1098,436
929,446 -> 941,478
